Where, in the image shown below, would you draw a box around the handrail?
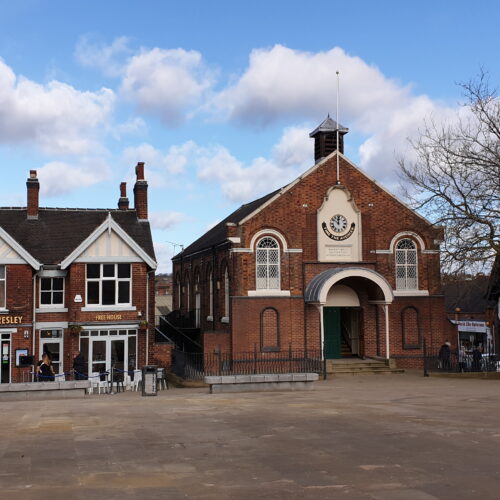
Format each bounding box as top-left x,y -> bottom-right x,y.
160,316 -> 203,350
154,327 -> 174,344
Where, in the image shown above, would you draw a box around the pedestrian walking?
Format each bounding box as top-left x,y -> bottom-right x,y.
472,344 -> 482,372
438,341 -> 452,371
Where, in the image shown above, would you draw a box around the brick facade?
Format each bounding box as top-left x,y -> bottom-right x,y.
172,146 -> 449,369
0,166 -> 172,384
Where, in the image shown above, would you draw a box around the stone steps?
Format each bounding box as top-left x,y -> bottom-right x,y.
326,359 -> 404,376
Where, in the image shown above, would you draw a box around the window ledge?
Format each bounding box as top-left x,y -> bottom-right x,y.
81,306 -> 137,312
248,290 -> 291,297
394,290 -> 429,297
0,308 -> 9,313
36,307 -> 68,313
206,316 -> 213,321
221,316 -> 230,324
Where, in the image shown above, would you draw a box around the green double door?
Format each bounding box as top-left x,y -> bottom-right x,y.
324,307 -> 341,359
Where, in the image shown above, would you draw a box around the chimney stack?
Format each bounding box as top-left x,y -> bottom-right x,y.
133,162 -> 148,220
26,170 -> 40,219
118,182 -> 129,210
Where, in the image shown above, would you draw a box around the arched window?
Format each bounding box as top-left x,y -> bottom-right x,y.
261,308 -> 279,351
175,273 -> 181,309
395,239 -> 417,290
194,270 -> 201,328
402,307 -> 421,349
256,237 -> 280,290
207,267 -> 213,319
223,267 -> 229,319
184,271 -> 190,311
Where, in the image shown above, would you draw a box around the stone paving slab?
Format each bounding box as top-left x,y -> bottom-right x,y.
0,374 -> 499,499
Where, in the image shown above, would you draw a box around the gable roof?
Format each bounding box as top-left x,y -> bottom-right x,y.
174,149 -> 437,260
443,276 -> 496,314
174,189 -> 280,259
0,208 -> 155,267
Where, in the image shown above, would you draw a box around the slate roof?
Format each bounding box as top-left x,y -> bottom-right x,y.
309,115 -> 349,137
0,208 -> 155,266
174,189 -> 280,259
443,276 -> 496,314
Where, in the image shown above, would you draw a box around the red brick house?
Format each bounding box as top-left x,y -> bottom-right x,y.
171,118 -> 448,369
0,164 -> 171,384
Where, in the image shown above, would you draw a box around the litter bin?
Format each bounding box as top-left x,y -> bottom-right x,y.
142,365 -> 157,396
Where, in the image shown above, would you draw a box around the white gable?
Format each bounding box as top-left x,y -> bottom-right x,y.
76,228 -> 141,262
0,236 -> 26,264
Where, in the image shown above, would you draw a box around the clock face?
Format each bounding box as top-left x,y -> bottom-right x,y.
330,214 -> 348,233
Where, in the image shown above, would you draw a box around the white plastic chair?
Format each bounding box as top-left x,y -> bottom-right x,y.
90,373 -> 109,394
131,370 -> 142,391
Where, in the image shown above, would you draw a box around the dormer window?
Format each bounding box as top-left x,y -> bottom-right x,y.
86,264 -> 131,306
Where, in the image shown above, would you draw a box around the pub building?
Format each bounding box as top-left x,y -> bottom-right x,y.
0,164 -> 171,384
171,117 -> 449,370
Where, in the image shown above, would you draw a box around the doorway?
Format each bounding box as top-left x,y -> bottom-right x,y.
79,329 -> 137,380
1,333 -> 11,383
323,307 -> 360,359
40,329 -> 63,375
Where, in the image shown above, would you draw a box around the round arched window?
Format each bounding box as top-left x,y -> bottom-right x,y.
395,239 -> 417,290
256,237 -> 280,290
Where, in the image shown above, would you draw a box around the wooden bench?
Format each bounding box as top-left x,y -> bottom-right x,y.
204,373 -> 319,393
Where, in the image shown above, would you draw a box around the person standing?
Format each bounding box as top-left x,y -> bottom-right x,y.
36,353 -> 55,381
73,351 -> 86,380
457,345 -> 467,372
438,341 -> 452,371
472,344 -> 482,372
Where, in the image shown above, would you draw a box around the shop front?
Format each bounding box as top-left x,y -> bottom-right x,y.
79,327 -> 138,381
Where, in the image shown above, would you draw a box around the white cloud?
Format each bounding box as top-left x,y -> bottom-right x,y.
37,159 -> 111,197
0,58 -> 115,155
209,44 -> 456,184
75,35 -> 132,77
153,242 -> 174,273
120,48 -> 214,126
149,211 -> 187,230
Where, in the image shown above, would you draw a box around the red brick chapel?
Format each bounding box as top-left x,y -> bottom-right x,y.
172,117 -> 448,369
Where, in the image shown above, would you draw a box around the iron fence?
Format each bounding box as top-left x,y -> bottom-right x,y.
423,339 -> 499,375
172,348 -> 323,381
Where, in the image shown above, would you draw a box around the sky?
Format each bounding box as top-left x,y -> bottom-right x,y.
0,0 -> 498,272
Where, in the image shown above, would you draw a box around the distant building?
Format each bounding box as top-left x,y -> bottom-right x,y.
171,118 -> 448,368
487,256 -> 500,353
443,275 -> 497,351
0,165 -> 171,384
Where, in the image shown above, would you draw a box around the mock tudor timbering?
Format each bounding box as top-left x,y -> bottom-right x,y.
172,119 -> 448,368
0,163 -> 171,384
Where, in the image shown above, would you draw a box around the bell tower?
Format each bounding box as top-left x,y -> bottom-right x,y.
310,115 -> 348,163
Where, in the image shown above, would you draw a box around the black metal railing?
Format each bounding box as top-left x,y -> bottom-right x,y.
159,316 -> 202,352
172,348 -> 323,381
423,339 -> 499,375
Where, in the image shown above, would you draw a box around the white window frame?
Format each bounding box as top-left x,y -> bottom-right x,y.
221,267 -> 230,323
395,239 -> 418,290
86,263 -> 132,307
0,265 -> 5,310
39,277 -> 65,308
256,237 -> 281,290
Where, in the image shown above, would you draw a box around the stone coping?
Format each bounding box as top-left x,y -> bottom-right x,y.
0,381 -> 91,393
204,373 -> 319,384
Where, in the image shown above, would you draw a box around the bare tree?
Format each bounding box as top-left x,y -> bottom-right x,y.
399,70 -> 500,274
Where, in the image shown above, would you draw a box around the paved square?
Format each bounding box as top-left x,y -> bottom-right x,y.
1,374 -> 499,499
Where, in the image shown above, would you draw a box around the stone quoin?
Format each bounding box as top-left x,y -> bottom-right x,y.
171,117 -> 450,369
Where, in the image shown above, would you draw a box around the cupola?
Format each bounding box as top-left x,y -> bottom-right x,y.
309,115 -> 349,163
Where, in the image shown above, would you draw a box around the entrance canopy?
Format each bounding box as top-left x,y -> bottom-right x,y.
305,267 -> 394,305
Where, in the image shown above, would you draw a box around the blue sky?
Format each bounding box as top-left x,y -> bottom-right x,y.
0,0 -> 498,272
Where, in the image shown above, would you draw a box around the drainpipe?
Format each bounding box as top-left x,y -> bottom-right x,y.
145,269 -> 153,365
32,273 -> 36,382
384,303 -> 390,359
